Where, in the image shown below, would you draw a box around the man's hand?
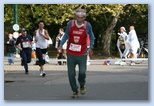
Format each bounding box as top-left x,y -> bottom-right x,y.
118,33 -> 123,36
7,41 -> 9,44
18,47 -> 22,51
89,48 -> 93,58
57,46 -> 62,53
39,30 -> 44,36
28,45 -> 32,48
34,37 -> 38,43
56,37 -> 60,42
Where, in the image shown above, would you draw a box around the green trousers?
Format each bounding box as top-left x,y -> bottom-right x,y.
67,54 -> 87,92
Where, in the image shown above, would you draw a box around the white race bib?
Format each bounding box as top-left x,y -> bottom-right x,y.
22,42 -> 30,48
69,43 -> 81,52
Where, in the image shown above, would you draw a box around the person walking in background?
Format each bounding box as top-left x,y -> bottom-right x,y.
115,26 -> 128,65
128,26 -> 140,65
31,36 -> 37,61
118,26 -> 128,54
5,34 -> 15,65
15,28 -> 33,74
34,21 -> 49,77
58,8 -> 95,98
45,36 -> 53,63
55,28 -> 67,65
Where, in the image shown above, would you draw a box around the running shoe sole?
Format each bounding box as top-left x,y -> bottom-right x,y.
72,94 -> 79,98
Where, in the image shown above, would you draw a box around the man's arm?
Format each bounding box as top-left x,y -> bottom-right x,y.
44,30 -> 50,40
87,22 -> 95,57
87,22 -> 95,49
29,35 -> 33,48
59,21 -> 71,47
33,30 -> 37,43
57,21 -> 71,52
38,29 -> 49,40
15,37 -> 22,51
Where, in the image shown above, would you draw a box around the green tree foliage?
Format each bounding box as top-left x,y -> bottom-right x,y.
4,4 -> 148,56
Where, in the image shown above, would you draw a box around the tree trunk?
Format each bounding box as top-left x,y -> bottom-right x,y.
103,11 -> 120,56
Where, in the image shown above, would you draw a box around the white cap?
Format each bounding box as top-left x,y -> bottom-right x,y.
120,27 -> 126,31
75,8 -> 86,17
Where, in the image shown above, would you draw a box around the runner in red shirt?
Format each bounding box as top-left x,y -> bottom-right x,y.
58,8 -> 95,98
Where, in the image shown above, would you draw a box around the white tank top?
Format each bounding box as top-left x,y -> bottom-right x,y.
36,29 -> 48,49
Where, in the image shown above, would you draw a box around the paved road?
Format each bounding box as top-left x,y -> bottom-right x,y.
4,58 -> 148,100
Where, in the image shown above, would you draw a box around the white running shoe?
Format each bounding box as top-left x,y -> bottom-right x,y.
120,62 -> 127,65
40,72 -> 43,76
87,61 -> 90,65
130,62 -> 135,66
115,59 -> 122,65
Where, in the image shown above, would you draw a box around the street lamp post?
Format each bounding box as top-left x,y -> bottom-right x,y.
14,4 -> 18,24
13,4 -> 20,58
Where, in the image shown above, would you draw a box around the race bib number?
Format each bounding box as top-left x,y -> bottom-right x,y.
22,42 -> 30,48
69,43 -> 81,52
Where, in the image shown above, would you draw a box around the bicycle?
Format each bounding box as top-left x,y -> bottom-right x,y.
135,37 -> 148,64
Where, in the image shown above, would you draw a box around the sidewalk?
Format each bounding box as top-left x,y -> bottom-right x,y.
4,57 -> 148,71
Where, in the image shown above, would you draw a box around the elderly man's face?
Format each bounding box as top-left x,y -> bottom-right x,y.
76,15 -> 85,23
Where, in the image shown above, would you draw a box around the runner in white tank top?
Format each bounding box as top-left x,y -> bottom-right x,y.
34,21 -> 49,77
